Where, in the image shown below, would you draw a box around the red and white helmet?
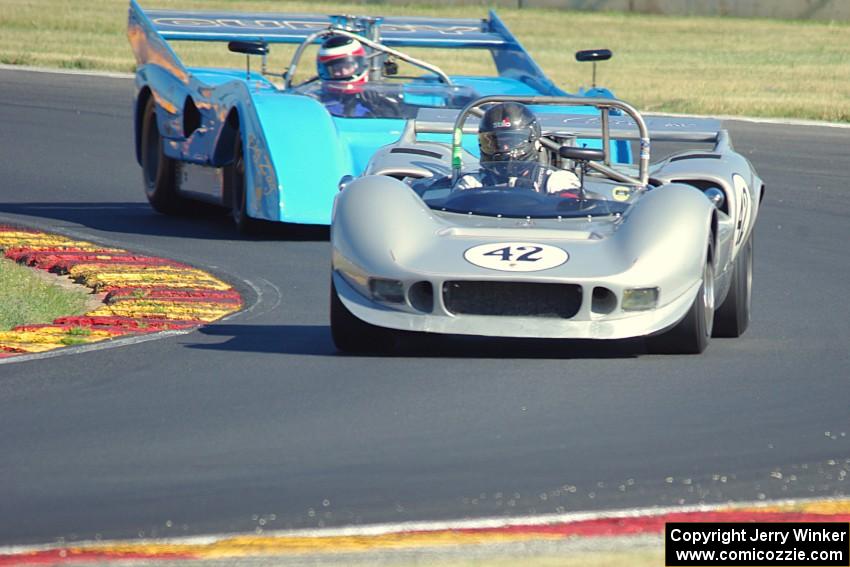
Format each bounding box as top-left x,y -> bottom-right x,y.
317,35 -> 368,92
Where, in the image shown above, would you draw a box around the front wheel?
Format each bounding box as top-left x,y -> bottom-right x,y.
647,246 -> 715,355
713,233 -> 753,337
226,135 -> 261,234
140,97 -> 185,214
330,278 -> 396,354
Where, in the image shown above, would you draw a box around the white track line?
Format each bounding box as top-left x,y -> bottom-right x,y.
649,110 -> 850,129
0,328 -> 196,366
1,65 -> 848,129
0,63 -> 133,79
0,495 -> 845,555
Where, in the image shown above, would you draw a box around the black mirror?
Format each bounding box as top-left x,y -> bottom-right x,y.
338,174 -> 355,192
575,49 -> 612,88
228,41 -> 269,56
383,58 -> 399,76
575,49 -> 612,63
560,146 -> 605,162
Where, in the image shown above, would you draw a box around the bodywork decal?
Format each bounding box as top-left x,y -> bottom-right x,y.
464,242 -> 569,272
247,133 -> 278,216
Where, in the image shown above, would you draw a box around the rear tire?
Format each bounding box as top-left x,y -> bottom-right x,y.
647,244 -> 715,355
140,97 -> 185,214
227,135 -> 261,234
713,233 -> 753,337
330,278 -> 396,354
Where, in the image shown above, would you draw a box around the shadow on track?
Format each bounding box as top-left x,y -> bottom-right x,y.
191,324 -> 336,356
0,202 -> 329,241
191,323 -> 644,359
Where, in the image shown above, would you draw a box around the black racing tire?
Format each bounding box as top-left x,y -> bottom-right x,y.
713,233 -> 754,338
647,243 -> 715,355
227,135 -> 262,235
330,278 -> 396,354
140,97 -> 185,214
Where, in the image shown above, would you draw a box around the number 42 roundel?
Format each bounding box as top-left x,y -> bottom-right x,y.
463,242 -> 569,272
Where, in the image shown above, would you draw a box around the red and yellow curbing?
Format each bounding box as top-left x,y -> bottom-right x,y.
0,498 -> 849,564
0,226 -> 242,358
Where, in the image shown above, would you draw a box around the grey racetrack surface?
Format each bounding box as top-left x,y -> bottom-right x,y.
1,69 -> 848,546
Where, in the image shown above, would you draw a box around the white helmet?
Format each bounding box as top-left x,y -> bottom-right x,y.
317,35 -> 368,92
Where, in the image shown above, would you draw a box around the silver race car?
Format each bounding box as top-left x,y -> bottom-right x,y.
330,96 -> 762,354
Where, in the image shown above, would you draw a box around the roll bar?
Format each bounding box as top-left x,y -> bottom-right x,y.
283,28 -> 452,89
450,95 -> 650,187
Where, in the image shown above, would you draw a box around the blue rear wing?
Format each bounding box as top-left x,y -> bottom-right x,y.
145,11 -> 506,48
128,0 -> 565,95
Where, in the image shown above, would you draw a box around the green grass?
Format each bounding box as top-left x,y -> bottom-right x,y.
60,327 -> 93,346
0,259 -> 91,331
1,0 -> 849,121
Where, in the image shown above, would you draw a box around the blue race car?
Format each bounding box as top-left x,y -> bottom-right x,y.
128,1 -> 626,231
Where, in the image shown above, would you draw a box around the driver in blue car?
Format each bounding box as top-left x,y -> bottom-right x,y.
456,102 -> 581,193
315,35 -> 401,118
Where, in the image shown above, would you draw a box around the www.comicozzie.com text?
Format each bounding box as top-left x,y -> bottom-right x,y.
669,526 -> 847,546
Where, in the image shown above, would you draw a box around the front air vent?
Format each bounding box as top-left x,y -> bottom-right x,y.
408,281 -> 434,313
389,147 -> 443,159
670,153 -> 721,162
591,286 -> 617,315
443,281 -> 582,319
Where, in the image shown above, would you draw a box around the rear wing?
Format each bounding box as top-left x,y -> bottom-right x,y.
144,12 -> 504,48
128,0 -> 563,94
414,108 -> 726,144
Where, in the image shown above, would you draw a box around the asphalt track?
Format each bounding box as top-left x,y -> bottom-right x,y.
0,69 -> 848,546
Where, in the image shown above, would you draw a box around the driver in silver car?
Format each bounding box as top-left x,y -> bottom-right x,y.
456,102 -> 581,193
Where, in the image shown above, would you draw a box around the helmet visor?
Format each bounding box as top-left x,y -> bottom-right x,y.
479,130 -> 532,159
318,55 -> 367,81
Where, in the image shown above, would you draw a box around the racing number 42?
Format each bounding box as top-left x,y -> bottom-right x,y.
483,245 -> 543,263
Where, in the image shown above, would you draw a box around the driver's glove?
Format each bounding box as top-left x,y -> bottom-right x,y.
545,170 -> 582,193
455,174 -> 483,190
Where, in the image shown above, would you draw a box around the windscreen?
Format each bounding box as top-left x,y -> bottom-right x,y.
413,162 -> 630,219
296,82 -> 477,119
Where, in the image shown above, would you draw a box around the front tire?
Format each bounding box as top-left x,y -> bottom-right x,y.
227,135 -> 261,234
330,278 -> 396,354
713,233 -> 753,337
647,245 -> 715,355
140,97 -> 185,214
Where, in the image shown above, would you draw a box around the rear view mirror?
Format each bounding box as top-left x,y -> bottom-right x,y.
575,49 -> 612,88
228,41 -> 269,56
383,58 -> 399,76
575,49 -> 612,62
338,175 -> 355,192
228,41 -> 269,80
